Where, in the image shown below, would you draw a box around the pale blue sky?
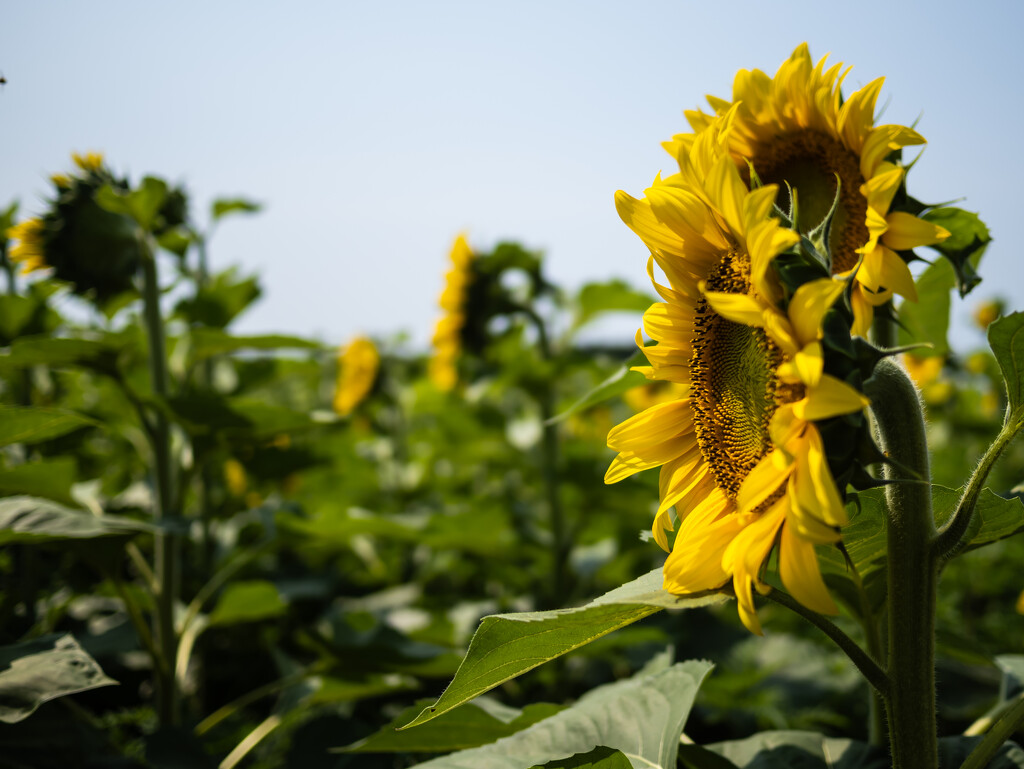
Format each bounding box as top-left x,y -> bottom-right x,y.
2,1 -> 1020,352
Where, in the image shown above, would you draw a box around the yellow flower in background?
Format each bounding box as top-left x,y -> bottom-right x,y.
1016,589 -> 1024,615
430,234 -> 473,391
6,217 -> 48,273
333,336 -> 380,416
973,300 -> 1003,331
668,44 -> 949,336
903,353 -> 953,406
72,151 -> 104,173
223,459 -> 248,498
623,381 -> 689,414
607,139 -> 869,633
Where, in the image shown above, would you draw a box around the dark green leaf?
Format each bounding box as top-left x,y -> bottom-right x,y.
573,280 -> 653,331
938,737 -> 1024,769
404,661 -> 713,769
344,699 -> 564,753
156,227 -> 193,258
0,405 -> 97,447
166,394 -> 323,439
401,569 -> 727,729
211,197 -> 262,222
0,496 -> 148,545
988,312 -> 1024,420
933,486 -> 1024,550
922,207 -> 990,298
534,747 -> 633,769
208,580 -> 286,625
0,634 -> 116,723
0,458 -> 77,506
550,350 -> 649,424
189,328 -> 320,360
95,177 -> 168,231
0,336 -> 122,371
0,296 -> 40,342
174,268 -> 261,327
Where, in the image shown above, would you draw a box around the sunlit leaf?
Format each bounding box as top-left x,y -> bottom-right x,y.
0,496 -> 149,545
988,312 -> 1024,421
211,197 -> 262,222
933,485 -> 1024,550
694,731 -> 887,769
189,328 -> 320,360
921,207 -> 990,298
534,747 -> 633,768
403,660 -> 712,769
897,259 -> 955,357
0,458 -> 77,506
401,569 -> 727,729
344,699 -> 563,753
573,280 -> 653,331
208,580 -> 287,625
0,634 -> 116,723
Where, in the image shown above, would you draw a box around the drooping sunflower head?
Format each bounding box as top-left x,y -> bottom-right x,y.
667,44 -> 950,336
429,234 -> 475,391
608,145 -> 878,633
334,336 -> 380,416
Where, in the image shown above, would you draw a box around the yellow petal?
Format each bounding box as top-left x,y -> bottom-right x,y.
779,521 -> 838,615
703,290 -> 765,327
604,435 -> 693,484
736,449 -> 793,513
882,212 -> 951,251
607,399 -> 694,452
793,374 -> 870,421
788,278 -> 845,345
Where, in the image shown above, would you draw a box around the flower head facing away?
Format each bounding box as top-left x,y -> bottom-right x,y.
333,336 -> 380,416
430,234 -> 474,391
669,44 -> 950,336
608,132 -> 875,633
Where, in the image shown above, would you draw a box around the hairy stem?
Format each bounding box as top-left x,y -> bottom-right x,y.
865,359 -> 937,769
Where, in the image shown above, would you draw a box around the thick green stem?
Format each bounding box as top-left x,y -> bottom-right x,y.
865,359 -> 937,769
140,244 -> 180,726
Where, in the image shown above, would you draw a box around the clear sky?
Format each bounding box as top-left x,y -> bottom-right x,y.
2,1 -> 1020,353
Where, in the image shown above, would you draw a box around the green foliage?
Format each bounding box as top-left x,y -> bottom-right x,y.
534,747 -> 633,768
921,207 -> 991,298
988,312 -> 1024,421
208,580 -> 287,625
572,280 -> 653,331
0,496 -> 148,544
0,634 -> 116,723
0,405 -> 97,447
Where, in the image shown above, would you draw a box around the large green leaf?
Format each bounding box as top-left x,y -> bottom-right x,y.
0,458 -> 77,506
0,405 -> 97,448
693,731 -> 887,769
0,634 -> 116,723
989,313 -> 1024,421
188,328 -> 320,360
550,350 -> 649,425
0,496 -> 148,545
573,280 -> 653,331
402,569 -> 727,729
535,747 -> 633,768
0,336 -> 122,371
406,660 -> 713,769
344,699 -> 564,753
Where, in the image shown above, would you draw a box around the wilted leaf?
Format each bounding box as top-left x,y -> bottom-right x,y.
402,569 -> 727,729
0,634 -> 116,723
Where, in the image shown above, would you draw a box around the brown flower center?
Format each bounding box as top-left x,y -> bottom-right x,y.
750,130 -> 869,274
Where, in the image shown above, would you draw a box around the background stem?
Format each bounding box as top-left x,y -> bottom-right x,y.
140,243 -> 180,726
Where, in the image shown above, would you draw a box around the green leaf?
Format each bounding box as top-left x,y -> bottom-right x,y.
0,458 -> 77,506
922,207 -> 990,298
0,336 -> 122,372
344,699 -> 564,753
95,177 -> 168,231
700,731 -> 888,769
208,580 -> 287,625
401,569 -> 727,729
156,227 -> 193,258
573,280 -> 653,331
897,258 -> 955,357
938,736 -> 1024,769
403,661 -> 713,769
0,634 -> 116,723
988,312 -> 1024,420
0,405 -> 97,447
0,296 -> 41,342
933,486 -> 1024,550
211,197 -> 262,222
0,497 -> 149,545
189,328 -> 320,360
534,747 -> 633,768
174,268 -> 261,328
166,394 -> 323,439
550,350 -> 649,425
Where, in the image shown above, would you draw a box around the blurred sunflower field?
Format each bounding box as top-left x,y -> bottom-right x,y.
3,44 -> 1024,769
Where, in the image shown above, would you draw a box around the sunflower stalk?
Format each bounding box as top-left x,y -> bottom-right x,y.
865,359 -> 937,769
139,236 -> 181,727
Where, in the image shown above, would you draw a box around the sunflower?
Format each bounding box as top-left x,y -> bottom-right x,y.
607,136 -> 870,633
333,336 -> 380,416
429,234 -> 473,391
667,44 -> 950,336
6,217 -> 48,273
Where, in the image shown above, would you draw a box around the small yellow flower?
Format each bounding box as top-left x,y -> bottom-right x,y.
669,44 -> 950,336
5,217 -> 49,273
430,234 -> 473,391
333,336 -> 380,416
72,151 -> 104,173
